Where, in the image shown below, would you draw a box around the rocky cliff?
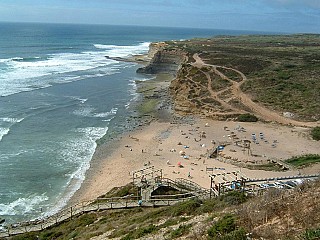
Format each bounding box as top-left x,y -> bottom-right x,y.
136,45 -> 187,74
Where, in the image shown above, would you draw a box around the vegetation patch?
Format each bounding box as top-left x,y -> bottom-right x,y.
217,67 -> 242,82
311,127 -> 320,141
301,227 -> 320,240
218,191 -> 248,206
121,224 -> 157,239
98,183 -> 138,198
246,163 -> 285,172
168,224 -> 192,239
236,113 -> 258,122
207,214 -> 246,239
170,198 -> 202,216
9,180 -> 320,240
10,213 -> 98,240
285,154 -> 320,168
137,99 -> 158,114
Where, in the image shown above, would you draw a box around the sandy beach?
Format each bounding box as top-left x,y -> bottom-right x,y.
72,117 -> 320,203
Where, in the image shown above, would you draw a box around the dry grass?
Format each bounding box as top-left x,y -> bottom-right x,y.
236,178 -> 320,239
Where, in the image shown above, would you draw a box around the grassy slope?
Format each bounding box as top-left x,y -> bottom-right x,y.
8,180 -> 320,240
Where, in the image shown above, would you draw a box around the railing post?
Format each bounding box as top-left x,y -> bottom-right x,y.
210,177 -> 213,199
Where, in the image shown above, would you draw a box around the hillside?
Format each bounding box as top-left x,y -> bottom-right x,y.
6,179 -> 320,240
161,35 -> 320,123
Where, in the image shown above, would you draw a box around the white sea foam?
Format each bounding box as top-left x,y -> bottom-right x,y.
73,106 -> 118,119
0,50 -> 116,97
66,95 -> 88,104
72,106 -> 96,117
94,42 -> 150,58
0,117 -> 24,123
94,108 -> 118,118
0,128 -> 10,141
126,77 -> 146,109
49,126 -> 110,215
0,194 -> 48,216
0,41 -> 150,97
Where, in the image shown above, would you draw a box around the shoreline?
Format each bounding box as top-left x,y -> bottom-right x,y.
71,116 -> 320,204
69,64 -> 176,205
69,52 -> 320,206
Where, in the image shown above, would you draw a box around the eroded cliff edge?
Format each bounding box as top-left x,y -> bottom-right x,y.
136,42 -> 187,75
136,42 -> 241,120
137,36 -> 320,124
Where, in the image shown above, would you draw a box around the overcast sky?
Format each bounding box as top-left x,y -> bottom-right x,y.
0,0 -> 319,33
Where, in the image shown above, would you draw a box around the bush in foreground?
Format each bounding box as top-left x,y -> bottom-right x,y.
208,214 -> 247,239
302,227 -> 320,240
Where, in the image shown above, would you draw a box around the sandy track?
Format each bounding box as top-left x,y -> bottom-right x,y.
192,54 -> 319,127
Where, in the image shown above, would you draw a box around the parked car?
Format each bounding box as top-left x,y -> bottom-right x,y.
274,182 -> 285,189
283,181 -> 296,188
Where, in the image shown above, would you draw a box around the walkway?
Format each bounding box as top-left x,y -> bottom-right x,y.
0,177 -> 209,238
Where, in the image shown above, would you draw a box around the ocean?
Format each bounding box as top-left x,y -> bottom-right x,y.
0,22 -> 260,224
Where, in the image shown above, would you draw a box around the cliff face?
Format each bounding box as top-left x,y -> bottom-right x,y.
137,43 -> 236,119
136,43 -> 202,115
136,48 -> 187,74
147,42 -> 167,58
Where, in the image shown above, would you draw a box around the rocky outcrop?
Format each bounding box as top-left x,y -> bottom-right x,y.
137,47 -> 187,75
147,42 -> 167,58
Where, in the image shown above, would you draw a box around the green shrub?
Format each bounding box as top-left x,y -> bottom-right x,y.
218,227 -> 247,240
170,199 -> 202,216
236,114 -> 258,122
11,233 -> 38,240
197,199 -> 218,213
277,70 -> 291,80
311,127 -> 320,141
169,224 -> 192,238
219,191 -> 248,206
99,182 -> 138,198
285,154 -> 320,167
121,224 -> 157,239
135,224 -> 157,238
40,230 -> 64,239
73,213 -> 96,227
207,214 -> 236,238
301,228 -> 320,240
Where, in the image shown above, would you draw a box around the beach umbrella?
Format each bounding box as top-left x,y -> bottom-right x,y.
177,161 -> 182,167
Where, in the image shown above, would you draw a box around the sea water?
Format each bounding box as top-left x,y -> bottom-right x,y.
0,22 -> 259,224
